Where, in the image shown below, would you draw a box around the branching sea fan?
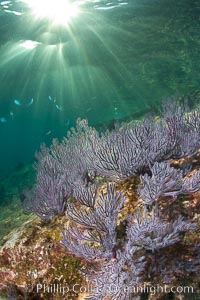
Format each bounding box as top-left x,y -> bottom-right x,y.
23,98 -> 200,299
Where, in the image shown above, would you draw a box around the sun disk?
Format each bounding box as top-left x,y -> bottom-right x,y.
23,0 -> 80,25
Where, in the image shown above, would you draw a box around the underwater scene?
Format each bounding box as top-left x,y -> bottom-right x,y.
0,0 -> 200,299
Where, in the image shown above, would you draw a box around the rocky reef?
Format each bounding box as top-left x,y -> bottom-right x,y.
0,99 -> 200,300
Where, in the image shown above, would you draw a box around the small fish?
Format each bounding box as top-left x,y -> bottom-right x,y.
155,116 -> 161,123
46,130 -> 52,135
10,111 -> 14,118
65,120 -> 70,127
14,99 -> 21,106
56,104 -> 63,111
0,117 -> 7,123
49,96 -> 56,103
27,98 -> 34,106
86,107 -> 92,112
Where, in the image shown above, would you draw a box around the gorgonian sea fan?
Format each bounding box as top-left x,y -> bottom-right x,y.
22,98 -> 200,299
23,99 -> 200,220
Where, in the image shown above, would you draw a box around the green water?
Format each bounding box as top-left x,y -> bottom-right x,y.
0,0 -> 200,175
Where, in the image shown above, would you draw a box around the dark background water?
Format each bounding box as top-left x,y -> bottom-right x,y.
0,0 -> 200,175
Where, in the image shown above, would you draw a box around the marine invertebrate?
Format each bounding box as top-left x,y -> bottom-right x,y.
62,183 -> 126,260
23,98 -> 200,299
138,162 -> 200,205
23,147 -> 71,221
